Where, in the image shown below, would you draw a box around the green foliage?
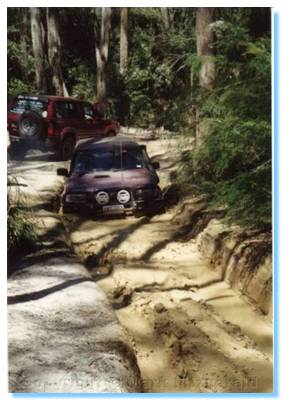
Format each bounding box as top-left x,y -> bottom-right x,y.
188,15 -> 271,230
195,118 -> 270,180
8,208 -> 38,252
193,119 -> 271,229
8,78 -> 36,101
7,7 -> 272,230
68,64 -> 96,100
7,7 -> 197,130
7,175 -> 38,258
124,9 -> 197,129
7,8 -> 35,100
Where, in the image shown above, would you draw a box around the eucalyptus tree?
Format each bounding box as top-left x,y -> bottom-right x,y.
93,7 -> 112,114
46,8 -> 68,96
195,7 -> 215,146
30,7 -> 47,92
196,7 -> 215,90
120,7 -> 128,76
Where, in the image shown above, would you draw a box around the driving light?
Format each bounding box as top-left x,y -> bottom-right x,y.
117,189 -> 130,204
96,191 -> 110,205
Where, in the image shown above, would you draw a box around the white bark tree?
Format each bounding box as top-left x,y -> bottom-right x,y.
30,7 -> 47,92
196,7 -> 215,90
120,7 -> 128,76
160,8 -> 170,29
20,8 -> 29,77
93,7 -> 112,115
195,7 -> 215,147
46,8 -> 68,96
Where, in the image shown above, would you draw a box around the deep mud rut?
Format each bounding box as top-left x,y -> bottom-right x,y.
9,138 -> 273,393
62,214 -> 273,393
59,138 -> 273,393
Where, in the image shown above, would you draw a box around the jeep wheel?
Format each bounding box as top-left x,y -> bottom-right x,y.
18,111 -> 43,143
61,136 -> 75,161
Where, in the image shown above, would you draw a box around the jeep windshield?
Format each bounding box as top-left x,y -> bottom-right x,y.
73,148 -> 145,173
10,97 -> 47,114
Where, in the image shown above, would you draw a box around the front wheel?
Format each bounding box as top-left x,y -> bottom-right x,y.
60,136 -> 75,161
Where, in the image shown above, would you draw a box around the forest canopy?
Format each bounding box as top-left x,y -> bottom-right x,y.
7,7 -> 271,230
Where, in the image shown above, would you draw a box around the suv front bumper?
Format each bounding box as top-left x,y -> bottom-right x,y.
62,198 -> 163,216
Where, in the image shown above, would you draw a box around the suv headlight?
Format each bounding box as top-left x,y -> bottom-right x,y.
65,193 -> 87,203
96,191 -> 110,205
117,189 -> 130,204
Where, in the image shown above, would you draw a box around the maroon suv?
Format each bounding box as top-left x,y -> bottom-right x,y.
57,136 -> 163,216
7,94 -> 120,160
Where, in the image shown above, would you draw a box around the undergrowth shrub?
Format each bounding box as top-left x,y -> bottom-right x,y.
7,176 -> 38,261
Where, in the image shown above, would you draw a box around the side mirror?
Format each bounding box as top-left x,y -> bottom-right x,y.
57,168 -> 69,177
152,161 -> 160,170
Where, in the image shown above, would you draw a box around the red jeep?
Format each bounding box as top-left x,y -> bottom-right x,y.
7,94 -> 120,160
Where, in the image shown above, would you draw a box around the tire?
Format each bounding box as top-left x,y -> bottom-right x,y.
107,130 -> 116,137
18,111 -> 44,143
60,136 -> 75,161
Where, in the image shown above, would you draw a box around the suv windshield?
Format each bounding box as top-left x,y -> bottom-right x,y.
10,98 -> 47,114
73,148 -> 145,172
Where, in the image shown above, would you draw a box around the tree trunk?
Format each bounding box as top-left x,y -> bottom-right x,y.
195,7 -> 215,147
160,8 -> 170,29
20,8 -> 29,78
46,8 -> 68,96
30,7 -> 47,93
120,8 -> 128,76
196,7 -> 215,90
94,7 -> 111,115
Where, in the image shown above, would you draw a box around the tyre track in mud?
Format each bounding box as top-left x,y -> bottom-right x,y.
9,141 -> 273,393
59,138 -> 273,393
61,206 -> 273,393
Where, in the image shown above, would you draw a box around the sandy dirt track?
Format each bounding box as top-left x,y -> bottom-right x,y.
62,138 -> 273,393
8,138 -> 273,393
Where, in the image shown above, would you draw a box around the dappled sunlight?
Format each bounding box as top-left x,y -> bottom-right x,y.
8,139 -> 273,392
